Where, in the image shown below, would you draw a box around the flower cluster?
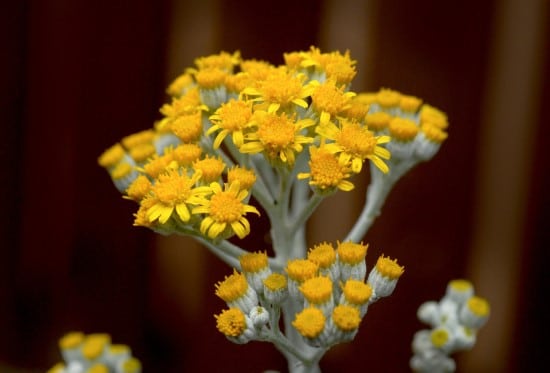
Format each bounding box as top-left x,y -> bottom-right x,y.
410,279 -> 490,373
47,332 -> 141,373
214,243 -> 404,349
98,47 -> 448,241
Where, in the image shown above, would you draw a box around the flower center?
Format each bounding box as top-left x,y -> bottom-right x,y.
336,121 -> 376,157
309,149 -> 347,188
257,113 -> 296,150
209,191 -> 244,223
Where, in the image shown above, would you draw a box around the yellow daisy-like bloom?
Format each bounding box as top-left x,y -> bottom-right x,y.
310,79 -> 355,125
317,118 -> 391,174
192,181 -> 260,239
240,111 -> 315,165
142,153 -> 174,178
241,67 -> 314,113
97,143 -> 125,169
166,72 -> 195,97
292,307 -> 326,339
208,99 -> 254,149
121,130 -> 155,150
147,169 -> 210,224
171,143 -> 203,166
297,145 -> 354,193
159,88 -> 204,122
125,175 -> 152,201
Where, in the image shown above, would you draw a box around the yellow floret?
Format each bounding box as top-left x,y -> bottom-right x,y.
292,307 -> 326,338
240,251 -> 269,273
342,279 -> 372,305
375,255 -> 404,279
337,242 -> 368,265
215,308 -> 247,337
215,270 -> 249,302
286,259 -> 319,282
299,276 -> 333,304
332,305 -> 361,331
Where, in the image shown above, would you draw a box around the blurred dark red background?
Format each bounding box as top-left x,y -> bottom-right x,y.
1,0 -> 548,372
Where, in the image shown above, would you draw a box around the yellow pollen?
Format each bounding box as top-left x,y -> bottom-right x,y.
467,296 -> 490,317
110,162 -> 134,180
342,279 -> 372,305
332,305 -> 361,331
263,273 -> 287,291
172,143 -> 202,166
227,166 -> 256,190
81,333 -> 110,360
240,251 -> 269,273
125,175 -> 152,201
209,191 -> 245,223
300,276 -> 333,304
375,255 -> 404,279
215,271 -> 249,302
121,130 -> 155,149
292,307 -> 326,338
365,112 -> 392,132
337,242 -> 368,265
98,143 -> 125,168
421,123 -> 448,143
286,259 -> 319,282
128,143 -> 156,163
193,156 -> 225,183
215,308 -> 247,337
388,118 -> 419,141
171,111 -> 203,143
195,68 -> 227,89
376,88 -> 401,108
430,328 -> 450,348
307,242 -> 336,269
59,331 -> 84,350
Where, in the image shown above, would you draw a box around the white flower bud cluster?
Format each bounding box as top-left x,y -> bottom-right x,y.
410,279 -> 490,373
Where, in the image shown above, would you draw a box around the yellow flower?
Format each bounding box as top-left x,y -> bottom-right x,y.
208,99 -> 254,148
310,79 -> 355,125
240,110 -> 315,165
194,50 -> 240,72
147,169 -> 210,224
170,111 -> 204,143
227,166 -> 257,190
192,155 -> 226,183
215,308 -> 247,337
193,181 -> 260,239
317,118 -> 391,174
241,67 -> 314,113
297,145 -> 354,193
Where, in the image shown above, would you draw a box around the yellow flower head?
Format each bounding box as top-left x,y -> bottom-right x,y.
125,175 -> 152,201
297,145 -> 354,193
240,251 -> 269,273
208,99 -> 254,149
332,305 -> 361,332
365,111 -> 392,132
98,143 -> 125,169
171,143 -> 203,167
166,72 -> 195,97
241,67 -> 313,113
292,307 -> 326,339
170,111 -> 204,143
374,255 -> 404,279
215,308 -> 247,337
285,259 -> 319,283
215,270 -> 250,302
192,155 -> 226,183
337,241 -> 368,265
147,169 -> 210,224
388,117 -> 419,142
299,276 -> 333,305
142,153 -> 174,178
341,279 -> 372,306
311,79 -> 356,124
240,111 -> 315,165
227,166 -> 256,190
195,51 -> 241,72
307,242 -> 337,270
317,118 -> 391,174
159,88 -> 204,121
193,181 -> 260,239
